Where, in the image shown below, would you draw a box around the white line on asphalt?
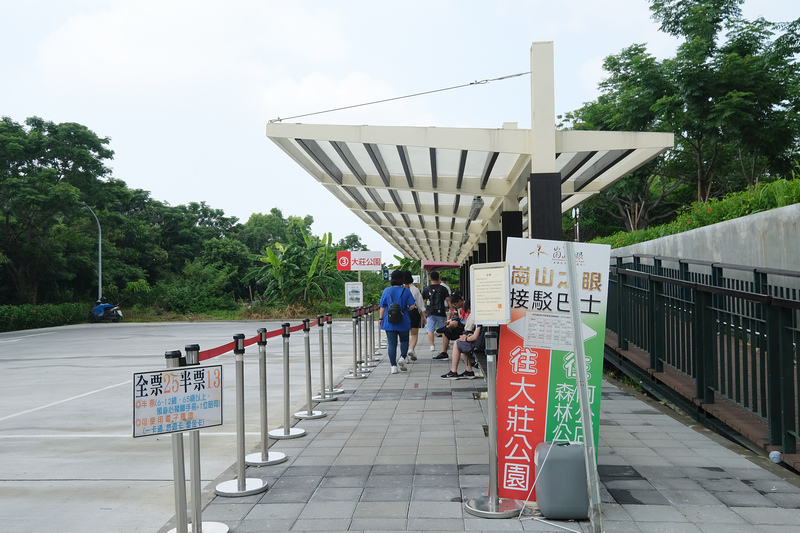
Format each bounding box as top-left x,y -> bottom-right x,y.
0,331 -> 57,343
0,380 -> 132,423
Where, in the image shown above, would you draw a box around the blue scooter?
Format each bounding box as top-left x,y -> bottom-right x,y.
89,298 -> 123,323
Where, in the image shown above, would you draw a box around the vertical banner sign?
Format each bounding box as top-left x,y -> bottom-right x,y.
133,364 -> 223,438
496,237 -> 611,501
336,251 -> 382,271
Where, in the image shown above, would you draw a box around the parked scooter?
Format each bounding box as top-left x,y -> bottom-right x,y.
88,298 -> 123,323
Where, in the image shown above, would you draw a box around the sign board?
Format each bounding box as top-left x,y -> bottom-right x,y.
336,251 -> 381,271
133,364 -> 223,438
495,237 -> 610,500
470,262 -> 510,326
382,268 -> 390,281
345,282 -> 363,307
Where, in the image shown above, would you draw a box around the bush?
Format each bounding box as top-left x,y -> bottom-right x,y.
0,302 -> 87,332
593,178 -> 800,248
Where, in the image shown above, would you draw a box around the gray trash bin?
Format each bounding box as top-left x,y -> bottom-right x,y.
534,441 -> 589,520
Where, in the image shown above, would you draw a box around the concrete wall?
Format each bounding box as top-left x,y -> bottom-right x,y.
611,203 -> 800,272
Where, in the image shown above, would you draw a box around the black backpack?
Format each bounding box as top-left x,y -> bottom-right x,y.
387,288 -> 405,324
426,285 -> 446,316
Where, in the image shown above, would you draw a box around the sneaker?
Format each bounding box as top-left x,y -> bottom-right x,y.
429,345 -> 436,352
398,358 -> 407,371
458,370 -> 476,379
391,366 -> 398,374
407,349 -> 417,361
441,371 -> 460,380
433,352 -> 448,360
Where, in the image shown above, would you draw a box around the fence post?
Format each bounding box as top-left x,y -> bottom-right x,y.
269,324 -> 306,439
295,319 -> 326,420
616,257 -> 628,351
215,335 -> 268,497
246,328 -> 287,466
693,289 -> 715,404
767,304 -> 796,453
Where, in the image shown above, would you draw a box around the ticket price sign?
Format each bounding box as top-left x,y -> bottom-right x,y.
496,237 -> 610,501
133,365 -> 223,438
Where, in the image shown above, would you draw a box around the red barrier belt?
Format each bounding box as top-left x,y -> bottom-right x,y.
197,320 -> 318,362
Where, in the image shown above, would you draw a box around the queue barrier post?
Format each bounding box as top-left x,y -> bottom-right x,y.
323,313 -> 344,395
464,329 -> 523,518
165,350 -> 189,533
360,308 -> 377,368
313,316 -> 336,402
295,319 -> 326,420
246,328 -> 288,466
345,310 -> 368,379
215,335 -> 268,497
269,323 -> 306,439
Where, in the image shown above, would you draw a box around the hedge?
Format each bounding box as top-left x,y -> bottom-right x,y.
0,303 -> 88,333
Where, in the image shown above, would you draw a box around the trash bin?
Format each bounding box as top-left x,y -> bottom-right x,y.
534,441 -> 589,520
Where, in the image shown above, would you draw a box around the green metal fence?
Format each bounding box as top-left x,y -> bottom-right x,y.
607,255 -> 800,455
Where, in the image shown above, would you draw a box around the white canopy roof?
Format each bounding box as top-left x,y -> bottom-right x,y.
266,121 -> 673,263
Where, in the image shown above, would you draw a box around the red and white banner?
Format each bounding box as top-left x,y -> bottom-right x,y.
336,251 -> 381,271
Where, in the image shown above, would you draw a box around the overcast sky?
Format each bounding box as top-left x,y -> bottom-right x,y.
3,0 -> 795,260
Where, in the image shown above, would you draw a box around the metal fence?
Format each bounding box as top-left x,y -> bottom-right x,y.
606,254 -> 800,456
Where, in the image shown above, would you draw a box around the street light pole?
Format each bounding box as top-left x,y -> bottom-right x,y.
82,203 -> 102,301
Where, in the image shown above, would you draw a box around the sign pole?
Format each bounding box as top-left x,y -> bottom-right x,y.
564,241 -> 604,532
165,350 -> 189,533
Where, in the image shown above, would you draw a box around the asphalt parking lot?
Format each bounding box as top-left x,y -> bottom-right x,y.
0,320 -> 363,532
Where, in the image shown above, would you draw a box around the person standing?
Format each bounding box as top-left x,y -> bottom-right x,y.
402,270 -> 425,361
379,270 -> 417,374
421,270 -> 451,360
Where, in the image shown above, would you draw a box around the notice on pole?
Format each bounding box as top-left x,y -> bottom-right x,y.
132,364 -> 223,438
345,282 -> 363,307
470,262 -> 510,326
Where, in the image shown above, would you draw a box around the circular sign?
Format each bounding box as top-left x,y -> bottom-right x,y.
338,255 -> 350,268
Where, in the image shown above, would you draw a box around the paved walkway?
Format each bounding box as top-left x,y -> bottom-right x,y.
161,347 -> 800,532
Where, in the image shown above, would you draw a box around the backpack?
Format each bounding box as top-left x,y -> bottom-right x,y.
387,288 -> 405,324
426,285 -> 446,316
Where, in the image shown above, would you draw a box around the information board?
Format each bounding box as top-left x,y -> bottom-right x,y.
470,262 -> 510,326
133,364 -> 223,438
345,282 -> 363,307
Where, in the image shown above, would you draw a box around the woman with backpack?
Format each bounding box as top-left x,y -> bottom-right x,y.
379,270 -> 417,374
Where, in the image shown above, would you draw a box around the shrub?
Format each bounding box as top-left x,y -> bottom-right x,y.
0,302 -> 87,332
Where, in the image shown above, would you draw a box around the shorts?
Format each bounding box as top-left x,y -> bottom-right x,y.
426,314 -> 446,334
408,308 -> 423,329
456,339 -> 474,354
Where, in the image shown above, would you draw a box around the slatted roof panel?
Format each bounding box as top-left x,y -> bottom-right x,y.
267,123 -> 673,264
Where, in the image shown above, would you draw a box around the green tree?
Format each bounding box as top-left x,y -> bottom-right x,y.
0,117 -> 113,303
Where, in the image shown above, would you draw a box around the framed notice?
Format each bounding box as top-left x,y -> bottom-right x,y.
133,364 -> 223,438
470,262 -> 510,326
345,282 -> 363,307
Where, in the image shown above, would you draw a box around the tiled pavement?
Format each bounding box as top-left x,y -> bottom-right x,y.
162,351 -> 800,532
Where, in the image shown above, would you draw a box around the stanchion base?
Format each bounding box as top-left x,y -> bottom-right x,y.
356,366 -> 373,373
269,427 -> 305,439
294,410 -> 326,420
322,387 -> 345,395
362,361 -> 378,368
463,496 -> 523,518
214,478 -> 268,497
312,394 -> 338,402
168,521 -> 229,533
344,373 -> 368,380
245,451 -> 288,466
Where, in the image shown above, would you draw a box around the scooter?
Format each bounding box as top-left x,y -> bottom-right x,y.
88,299 -> 123,323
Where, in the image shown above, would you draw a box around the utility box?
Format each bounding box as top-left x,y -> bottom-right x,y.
534,441 -> 589,520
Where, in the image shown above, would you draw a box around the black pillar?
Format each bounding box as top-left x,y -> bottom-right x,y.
472,250 -> 479,265
486,230 -> 502,262
500,210 -> 523,259
528,172 -> 562,240
478,242 -> 487,264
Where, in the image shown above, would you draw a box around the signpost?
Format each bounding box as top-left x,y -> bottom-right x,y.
336,251 -> 381,271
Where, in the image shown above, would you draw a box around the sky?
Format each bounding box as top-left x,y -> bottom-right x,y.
3,0 -> 796,260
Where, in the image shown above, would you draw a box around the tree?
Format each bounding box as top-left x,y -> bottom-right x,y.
0,117 -> 113,303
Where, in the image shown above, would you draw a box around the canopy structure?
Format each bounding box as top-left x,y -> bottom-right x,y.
266,42 -> 673,265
